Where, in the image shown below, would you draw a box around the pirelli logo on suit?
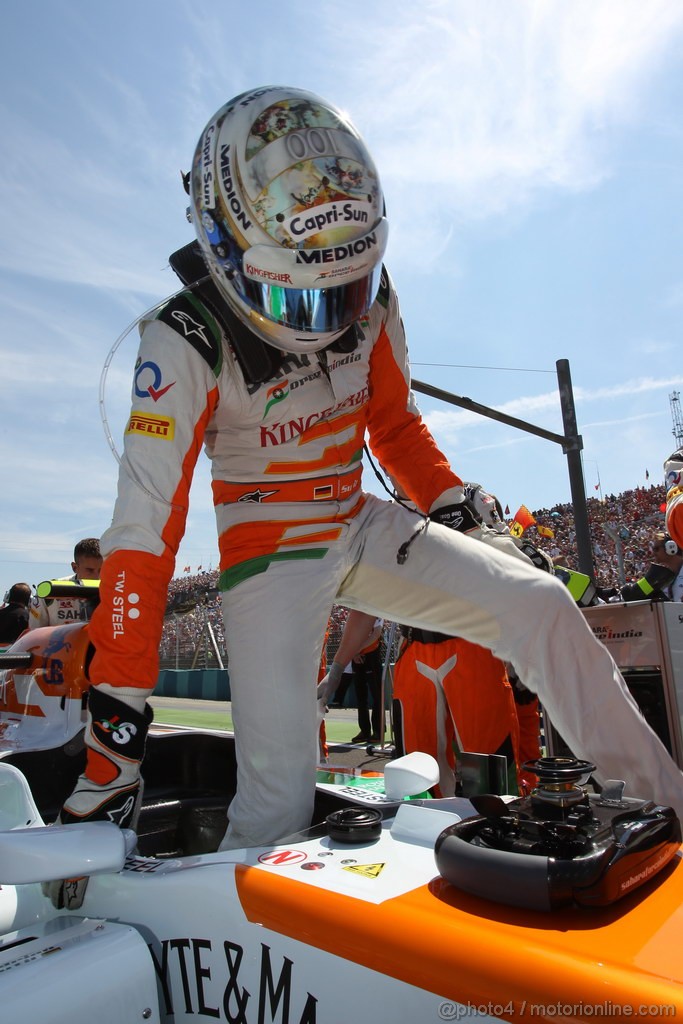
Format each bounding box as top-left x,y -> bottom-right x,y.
127,411 -> 175,441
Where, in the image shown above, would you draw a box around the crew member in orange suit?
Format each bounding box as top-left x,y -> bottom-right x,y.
392,628 -> 522,797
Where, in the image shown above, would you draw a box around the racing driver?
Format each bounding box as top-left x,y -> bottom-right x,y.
58,86 -> 683,851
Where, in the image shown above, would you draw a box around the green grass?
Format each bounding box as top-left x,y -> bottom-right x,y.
152,708 -> 361,745
153,708 -> 234,731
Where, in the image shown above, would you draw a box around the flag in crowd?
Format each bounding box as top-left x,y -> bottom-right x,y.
536,524 -> 555,539
509,505 -> 536,538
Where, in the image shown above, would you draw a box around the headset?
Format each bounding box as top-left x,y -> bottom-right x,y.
664,534 -> 682,557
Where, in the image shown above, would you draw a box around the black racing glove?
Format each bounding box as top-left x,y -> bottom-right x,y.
429,499 -> 482,535
620,563 -> 675,602
518,540 -> 554,573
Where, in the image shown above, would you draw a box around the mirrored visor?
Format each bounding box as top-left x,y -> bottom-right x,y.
234,264 -> 383,334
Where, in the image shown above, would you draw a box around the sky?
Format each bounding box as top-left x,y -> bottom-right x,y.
1,0 -> 682,598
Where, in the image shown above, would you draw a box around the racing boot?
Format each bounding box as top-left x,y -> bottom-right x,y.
59,685 -> 153,828
46,686 -> 152,910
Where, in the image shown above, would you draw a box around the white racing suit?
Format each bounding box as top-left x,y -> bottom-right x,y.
28,574 -> 92,629
87,270 -> 683,847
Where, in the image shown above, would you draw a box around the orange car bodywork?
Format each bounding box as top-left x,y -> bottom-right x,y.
0,623 -> 91,716
236,850 -> 683,1021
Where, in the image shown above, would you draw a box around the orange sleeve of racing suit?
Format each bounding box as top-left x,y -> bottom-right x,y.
88,309 -> 220,691
365,277 -> 463,514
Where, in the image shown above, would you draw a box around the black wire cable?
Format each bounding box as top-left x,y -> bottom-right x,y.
362,444 -> 429,564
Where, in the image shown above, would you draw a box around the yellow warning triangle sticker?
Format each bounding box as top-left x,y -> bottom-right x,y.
343,862 -> 386,879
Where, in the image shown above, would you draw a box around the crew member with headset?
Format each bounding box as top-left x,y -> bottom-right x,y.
651,531 -> 683,602
0,583 -> 31,644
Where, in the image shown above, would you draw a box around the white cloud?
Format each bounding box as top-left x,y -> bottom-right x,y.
362,1 -> 683,187
637,339 -> 677,356
581,411 -> 661,430
326,1 -> 683,269
0,93 -> 185,295
421,373 -> 683,438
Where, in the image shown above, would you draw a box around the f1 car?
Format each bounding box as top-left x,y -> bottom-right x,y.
1,618 -> 683,1023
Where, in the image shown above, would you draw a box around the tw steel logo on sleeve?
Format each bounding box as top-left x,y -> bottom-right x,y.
111,570 -> 142,640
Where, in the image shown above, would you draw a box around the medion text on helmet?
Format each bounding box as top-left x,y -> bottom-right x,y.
294,231 -> 378,265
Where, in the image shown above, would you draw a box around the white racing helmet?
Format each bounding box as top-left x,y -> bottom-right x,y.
189,86 -> 388,354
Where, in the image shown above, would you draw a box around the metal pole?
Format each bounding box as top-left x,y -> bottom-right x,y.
412,361 -> 594,578
603,525 -> 626,586
205,620 -> 225,670
412,380 -> 567,447
555,360 -> 594,577
368,621 -> 397,757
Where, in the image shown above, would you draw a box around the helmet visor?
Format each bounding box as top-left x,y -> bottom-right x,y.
235,263 -> 383,335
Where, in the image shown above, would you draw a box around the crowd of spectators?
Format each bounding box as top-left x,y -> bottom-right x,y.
529,482 -> 667,588
161,575 -> 224,665
158,482 -> 668,665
